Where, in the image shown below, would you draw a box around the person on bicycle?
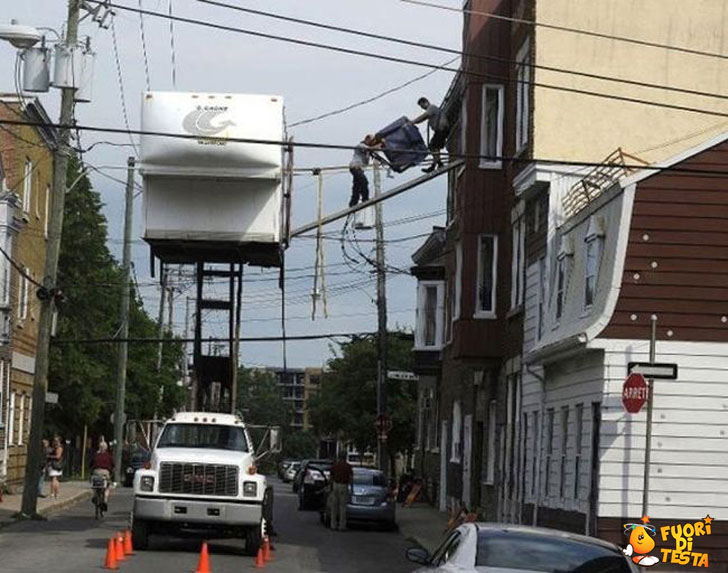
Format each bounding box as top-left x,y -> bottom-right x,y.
90,441 -> 114,511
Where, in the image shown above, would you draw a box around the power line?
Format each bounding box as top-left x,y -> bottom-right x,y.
199,0 -> 728,104
51,331 -> 395,344
110,17 -> 140,156
6,116 -> 728,177
86,1 -> 728,121
168,0 -> 178,88
403,0 -> 728,63
137,0 -> 152,91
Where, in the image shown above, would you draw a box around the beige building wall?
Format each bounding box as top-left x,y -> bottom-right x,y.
533,0 -> 728,164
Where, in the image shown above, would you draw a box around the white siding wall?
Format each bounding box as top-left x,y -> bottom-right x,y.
595,338 -> 728,521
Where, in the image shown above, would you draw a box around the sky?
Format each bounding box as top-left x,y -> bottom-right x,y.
0,0 -> 463,369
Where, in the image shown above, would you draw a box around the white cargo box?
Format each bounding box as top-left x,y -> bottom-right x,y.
140,91 -> 285,266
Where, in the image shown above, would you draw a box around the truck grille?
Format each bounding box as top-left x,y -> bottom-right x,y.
159,462 -> 239,497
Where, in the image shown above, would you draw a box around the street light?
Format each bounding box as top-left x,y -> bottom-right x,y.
0,20 -> 42,49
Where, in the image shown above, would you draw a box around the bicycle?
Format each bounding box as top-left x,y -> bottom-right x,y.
91,474 -> 108,520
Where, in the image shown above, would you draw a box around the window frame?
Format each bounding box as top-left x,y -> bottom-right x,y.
510,219 -> 525,310
479,84 -> 504,169
22,158 -> 32,214
474,234 -> 498,319
584,236 -> 603,310
530,411 -> 539,497
574,403 -> 584,500
17,393 -> 24,446
544,408 -> 554,498
537,256 -> 547,340
453,242 -> 462,322
8,391 -> 15,446
44,184 -> 50,238
485,399 -> 497,485
415,280 -> 445,350
560,406 -> 569,499
515,39 -> 531,152
450,400 -> 462,463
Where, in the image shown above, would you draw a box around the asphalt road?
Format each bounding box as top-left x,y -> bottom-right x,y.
0,477 -> 415,572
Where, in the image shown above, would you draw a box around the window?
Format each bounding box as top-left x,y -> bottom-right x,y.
44,185 -> 50,238
450,401 -> 462,463
454,242 -> 462,321
560,406 -> 569,498
515,39 -> 531,151
17,393 -> 24,446
530,411 -> 539,496
445,278 -> 453,343
415,281 -> 444,349
555,257 -> 566,321
544,408 -> 554,497
475,235 -> 497,317
22,158 -> 32,213
18,268 -> 30,323
8,391 -> 15,445
480,85 -> 504,168
510,219 -> 525,309
584,218 -> 605,309
460,97 -> 468,158
485,399 -> 496,484
432,531 -> 462,567
0,237 -> 10,306
537,257 -> 547,339
574,403 -> 584,500
0,361 -> 4,428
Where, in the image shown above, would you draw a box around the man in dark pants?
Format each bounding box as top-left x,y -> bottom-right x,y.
409,96 -> 450,173
329,450 -> 353,531
349,134 -> 384,208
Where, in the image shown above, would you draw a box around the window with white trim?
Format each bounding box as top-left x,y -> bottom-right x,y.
485,399 -> 496,484
475,235 -> 497,317
537,257 -> 547,340
8,391 -> 15,445
22,158 -> 32,213
18,267 -> 30,322
415,281 -> 445,350
44,185 -> 50,238
450,401 -> 462,463
480,85 -> 504,168
584,217 -> 605,309
510,219 -> 525,309
559,406 -> 569,498
453,242 -> 462,321
574,403 -> 584,499
555,257 -> 566,321
0,236 -> 10,306
17,393 -> 24,446
515,39 -> 531,152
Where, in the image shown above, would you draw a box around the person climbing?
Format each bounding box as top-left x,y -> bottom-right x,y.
409,97 -> 450,173
349,134 -> 384,208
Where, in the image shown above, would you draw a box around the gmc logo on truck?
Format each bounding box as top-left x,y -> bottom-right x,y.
184,474 -> 215,485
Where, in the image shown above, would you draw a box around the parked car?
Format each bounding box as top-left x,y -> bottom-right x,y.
293,459 -> 333,509
123,447 -> 151,487
283,461 -> 300,483
320,467 -> 396,530
277,459 -> 295,480
406,523 -> 640,572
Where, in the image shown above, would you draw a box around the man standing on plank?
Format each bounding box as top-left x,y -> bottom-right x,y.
409,97 -> 450,173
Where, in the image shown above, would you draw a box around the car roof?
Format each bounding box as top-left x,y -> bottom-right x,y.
353,467 -> 383,475
470,523 -> 622,552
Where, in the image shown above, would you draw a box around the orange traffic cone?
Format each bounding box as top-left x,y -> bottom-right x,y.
104,538 -> 118,570
123,529 -> 134,555
263,537 -> 272,562
254,546 -> 265,569
115,532 -> 126,562
196,541 -> 211,573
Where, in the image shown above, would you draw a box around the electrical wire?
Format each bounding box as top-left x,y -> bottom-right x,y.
199,0 -> 728,104
402,0 -> 728,63
85,1 -> 728,121
111,17 -> 141,156
138,0 -> 152,91
168,0 -> 178,88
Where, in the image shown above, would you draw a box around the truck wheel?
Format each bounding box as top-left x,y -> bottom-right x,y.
245,519 -> 264,557
132,518 -> 150,550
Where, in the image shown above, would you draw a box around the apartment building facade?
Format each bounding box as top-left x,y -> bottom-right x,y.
270,367 -> 322,431
0,95 -> 55,486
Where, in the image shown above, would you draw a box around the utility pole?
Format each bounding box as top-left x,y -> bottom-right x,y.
112,157 -> 135,482
641,314 -> 658,516
374,159 -> 389,475
21,0 -> 81,517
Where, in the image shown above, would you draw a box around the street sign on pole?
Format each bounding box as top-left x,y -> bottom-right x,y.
622,372 -> 648,414
628,362 -> 678,380
387,370 -> 419,381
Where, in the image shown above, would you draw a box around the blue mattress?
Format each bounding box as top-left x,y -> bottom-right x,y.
375,116 -> 428,173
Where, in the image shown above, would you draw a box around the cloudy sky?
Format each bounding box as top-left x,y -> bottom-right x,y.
0,0 -> 462,368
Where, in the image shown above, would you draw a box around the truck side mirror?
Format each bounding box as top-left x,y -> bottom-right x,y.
270,427 -> 282,454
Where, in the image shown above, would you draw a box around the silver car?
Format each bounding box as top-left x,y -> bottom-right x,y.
283,461 -> 300,483
407,523 -> 640,572
320,467 -> 396,530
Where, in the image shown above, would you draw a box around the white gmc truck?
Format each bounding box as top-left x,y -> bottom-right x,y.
131,412 -> 273,556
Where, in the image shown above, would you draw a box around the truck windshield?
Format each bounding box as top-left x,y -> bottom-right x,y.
157,424 -> 249,452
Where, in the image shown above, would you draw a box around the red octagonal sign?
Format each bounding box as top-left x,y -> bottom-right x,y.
622,373 -> 648,414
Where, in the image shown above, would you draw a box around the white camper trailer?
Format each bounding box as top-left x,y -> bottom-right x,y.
140,91 -> 287,267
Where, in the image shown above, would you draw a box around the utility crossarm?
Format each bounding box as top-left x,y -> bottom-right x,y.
289,160 -> 463,238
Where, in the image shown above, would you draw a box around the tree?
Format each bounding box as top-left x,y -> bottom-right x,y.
47,156 -> 185,442
236,367 -> 290,428
307,332 -> 416,467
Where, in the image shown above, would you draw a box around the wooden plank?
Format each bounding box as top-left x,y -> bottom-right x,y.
632,201 -> 728,218
623,257 -> 728,274
599,475 -> 728,493
627,243 -> 728,260
621,270 -> 728,287
636,187 -> 728,202
618,283 -> 728,300
629,229 -> 728,246
289,160 -> 463,238
610,311 -> 728,328
598,488 -> 728,507
599,461 -> 728,480
631,215 -> 728,233
603,325 -> 728,341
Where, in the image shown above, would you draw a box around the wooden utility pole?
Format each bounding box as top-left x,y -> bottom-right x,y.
21,0 -> 81,517
112,157 -> 135,481
374,160 -> 389,475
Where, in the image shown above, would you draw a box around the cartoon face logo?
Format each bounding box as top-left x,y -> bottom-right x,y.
624,517 -> 659,567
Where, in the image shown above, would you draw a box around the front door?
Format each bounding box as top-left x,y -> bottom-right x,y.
462,415 -> 472,509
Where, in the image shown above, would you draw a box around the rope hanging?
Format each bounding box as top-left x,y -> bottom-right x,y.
311,169 -> 329,320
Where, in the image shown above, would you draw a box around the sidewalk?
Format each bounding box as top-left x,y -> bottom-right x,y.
0,480 -> 92,528
397,501 -> 449,553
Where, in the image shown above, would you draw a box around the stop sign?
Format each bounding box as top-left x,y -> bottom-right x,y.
622,373 -> 648,413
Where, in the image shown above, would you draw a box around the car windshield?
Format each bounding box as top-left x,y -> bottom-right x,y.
353,471 -> 386,486
157,423 -> 249,452
476,531 -> 633,572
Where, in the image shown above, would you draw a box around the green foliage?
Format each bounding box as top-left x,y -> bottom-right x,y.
281,429 -> 318,460
307,332 -> 415,462
236,367 -> 291,428
47,156 -> 185,440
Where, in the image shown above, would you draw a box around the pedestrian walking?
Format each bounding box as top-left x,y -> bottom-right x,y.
348,134 -> 384,208
37,438 -> 50,498
329,450 -> 353,531
47,435 -> 64,499
409,96 -> 450,173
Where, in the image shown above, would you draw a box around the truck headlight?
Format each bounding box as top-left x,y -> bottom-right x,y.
243,481 -> 258,497
140,476 -> 155,492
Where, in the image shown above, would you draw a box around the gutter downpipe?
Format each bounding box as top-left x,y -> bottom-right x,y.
526,363 -> 545,527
